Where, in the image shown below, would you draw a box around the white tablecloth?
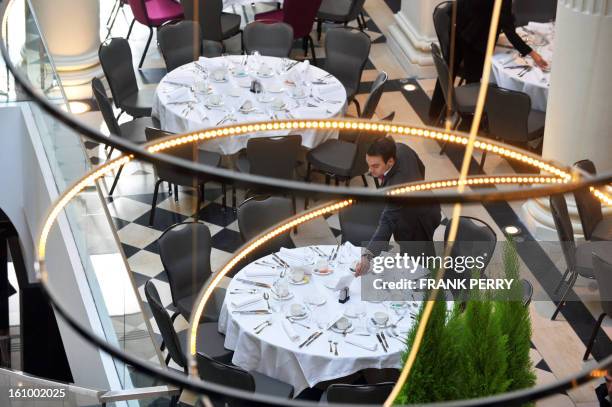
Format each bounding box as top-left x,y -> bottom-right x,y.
152,56 -> 346,155
218,245 -> 417,395
492,22 -> 554,111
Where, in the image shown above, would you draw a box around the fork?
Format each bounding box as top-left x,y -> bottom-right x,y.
255,321 -> 272,334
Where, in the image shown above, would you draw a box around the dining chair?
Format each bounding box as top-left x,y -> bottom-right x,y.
202,39 -> 224,58
157,221 -> 227,322
549,194 -> 596,320
338,201 -> 386,247
125,0 -> 184,69
181,0 -> 241,45
481,86 -> 545,168
157,20 -> 202,72
573,160 -> 612,241
196,352 -> 294,406
91,78 -> 157,196
99,38 -> 156,118
145,127 -> 225,226
583,253 -> 612,360
324,28 -> 371,116
432,1 -> 454,64
521,279 -> 533,307
145,280 -> 232,372
322,382 -> 394,404
255,0 -> 324,65
316,0 -> 367,40
243,22 -> 294,58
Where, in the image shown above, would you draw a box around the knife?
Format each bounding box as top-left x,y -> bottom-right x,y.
380,332 -> 390,349
303,331 -> 323,347
331,244 -> 341,261
299,331 -> 320,348
376,333 -> 388,352
272,253 -> 290,268
236,278 -> 271,288
232,310 -> 272,315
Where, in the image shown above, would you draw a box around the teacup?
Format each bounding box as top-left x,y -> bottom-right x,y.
290,303 -> 306,317
335,317 -> 350,330
373,311 -> 389,326
271,97 -> 285,110
315,258 -> 330,273
290,267 -> 305,283
194,79 -> 209,93
274,280 -> 289,297
258,63 -> 273,76
233,66 -> 247,77
212,68 -> 227,82
207,94 -> 222,106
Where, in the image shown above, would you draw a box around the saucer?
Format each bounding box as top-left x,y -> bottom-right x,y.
313,268 -> 333,276
257,95 -> 274,103
211,77 -> 228,83
330,323 -> 354,334
271,291 -> 294,301
289,93 -> 308,100
257,71 -> 274,78
268,85 -> 285,93
305,295 -> 326,306
287,311 -> 308,320
289,276 -> 309,285
231,70 -> 248,78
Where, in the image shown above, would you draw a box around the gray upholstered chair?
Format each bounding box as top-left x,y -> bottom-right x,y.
322,382 -> 394,404
196,352 -> 294,406
243,22 -> 293,58
157,221 -> 226,322
181,0 -> 241,45
144,280 -> 232,371
91,78 -> 157,195
145,128 -> 224,225
324,28 -> 371,116
339,201 -> 386,247
316,0 -> 367,40
158,20 -> 202,72
99,38 -> 155,118
202,39 -> 224,58
572,160 -> 612,241
583,252 -> 612,360
549,194 -> 595,320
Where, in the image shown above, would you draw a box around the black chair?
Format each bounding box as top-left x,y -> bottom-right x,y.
481,86 -> 545,168
432,1 -> 453,64
521,279 -> 533,307
549,194 -> 596,320
99,38 -> 156,118
181,0 -> 241,46
157,221 -> 226,322
91,78 -> 157,196
196,352 -> 294,406
513,0 -> 557,27
306,72 -> 390,188
583,252 -> 612,360
573,160 -> 612,241
322,382 -> 394,404
316,0 -> 367,40
145,127 -> 225,225
243,22 -> 294,58
325,28 -> 371,116
202,39 -> 224,57
144,280 -> 232,371
158,20 -> 202,72
339,201 -> 386,247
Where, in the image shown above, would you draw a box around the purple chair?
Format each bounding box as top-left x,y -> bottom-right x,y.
126,0 -> 184,68
255,0 -> 323,65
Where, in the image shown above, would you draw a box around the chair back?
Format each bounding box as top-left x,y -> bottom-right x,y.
431,42 -> 456,112
282,0 -> 323,38
513,0 -> 557,26
326,382 -> 395,404
127,0 -> 150,26
246,135 -> 301,180
549,194 -> 577,270
182,0 -> 224,41
144,280 -> 187,368
145,127 -> 202,187
237,195 -> 294,253
486,86 -> 531,143
444,216 -> 497,273
91,78 -> 122,137
346,0 -> 367,22
339,201 -> 386,246
325,28 -> 370,98
592,253 -> 612,316
573,159 -> 602,240
99,38 -> 139,109
361,71 -> 388,119
202,39 -> 224,57
432,1 -> 454,62
196,352 -> 254,406
157,221 -> 213,305
158,20 -> 202,72
243,22 -> 294,58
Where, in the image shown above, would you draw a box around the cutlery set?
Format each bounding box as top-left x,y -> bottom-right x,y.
299,331 -> 323,348
375,332 -> 389,352
236,278 -> 271,288
254,320 -> 272,334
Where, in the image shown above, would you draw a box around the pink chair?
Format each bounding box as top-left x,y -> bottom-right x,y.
255,0 -> 323,65
126,0 -> 184,68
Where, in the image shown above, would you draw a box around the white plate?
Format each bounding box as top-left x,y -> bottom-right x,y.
271,291 -> 294,301
287,312 -> 308,320
206,101 -> 224,108
330,323 -> 355,334
313,268 -> 334,276
289,276 -> 310,285
305,296 -> 326,306
257,71 -> 275,78
211,77 -> 228,83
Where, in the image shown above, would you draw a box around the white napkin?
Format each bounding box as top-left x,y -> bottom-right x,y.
167,73 -> 195,87
231,295 -> 261,309
282,319 -> 300,342
245,268 -> 281,278
323,276 -> 340,289
325,312 -> 345,330
345,337 -> 378,351
333,274 -> 355,291
340,241 -> 361,259
316,84 -> 342,96
166,87 -> 196,104
197,56 -> 223,71
279,248 -> 309,264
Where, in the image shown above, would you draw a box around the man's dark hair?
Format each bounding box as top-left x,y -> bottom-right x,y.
366,137 -> 397,163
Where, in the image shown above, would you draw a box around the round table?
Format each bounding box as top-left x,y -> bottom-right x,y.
152,55 -> 347,154
492,22 -> 554,111
218,245 -> 415,396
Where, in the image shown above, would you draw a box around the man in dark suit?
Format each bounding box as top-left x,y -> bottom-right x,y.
354,137 -> 442,276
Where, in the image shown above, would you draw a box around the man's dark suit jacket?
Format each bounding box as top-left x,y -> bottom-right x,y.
366,144 -> 442,257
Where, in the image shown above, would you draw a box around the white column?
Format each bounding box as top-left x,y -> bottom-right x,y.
30,0 -> 102,99
521,0 -> 612,240
387,0 -> 443,77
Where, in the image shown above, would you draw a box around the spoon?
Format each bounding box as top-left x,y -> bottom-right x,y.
263,292 -> 271,310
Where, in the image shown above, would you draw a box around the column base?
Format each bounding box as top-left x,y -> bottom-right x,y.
387,12 -> 437,78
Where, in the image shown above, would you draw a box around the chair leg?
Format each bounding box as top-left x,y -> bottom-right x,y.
351,98 -> 361,117
361,174 -> 368,187
126,18 -> 135,40
583,313 -> 606,361
359,13 -> 367,30
174,184 -> 179,202
232,184 -> 237,209
553,268 -> 571,294
221,183 -> 227,210
551,271 -> 578,320
106,0 -> 120,27
116,110 -> 125,121
149,179 -> 162,226
106,146 -> 115,160
308,35 -> 317,66
439,141 -> 448,155
194,184 -> 202,220
325,174 -> 331,185
109,164 -> 124,196
138,27 -> 153,69
479,151 -> 487,170
334,177 -> 340,186
304,163 -> 312,209
317,20 -> 323,41
291,195 -> 298,234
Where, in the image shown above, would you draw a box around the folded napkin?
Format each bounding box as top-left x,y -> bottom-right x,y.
315,84 -> 342,96
325,312 -> 345,330
197,56 -> 223,71
304,291 -> 326,306
166,87 -> 196,104
282,319 -> 300,342
345,337 -> 377,351
245,268 -> 281,278
167,73 -> 196,87
339,241 -> 361,259
231,295 -> 261,309
279,248 -> 310,264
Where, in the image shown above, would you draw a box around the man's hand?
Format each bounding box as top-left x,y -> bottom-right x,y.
529,51 -> 548,69
354,257 -> 370,277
